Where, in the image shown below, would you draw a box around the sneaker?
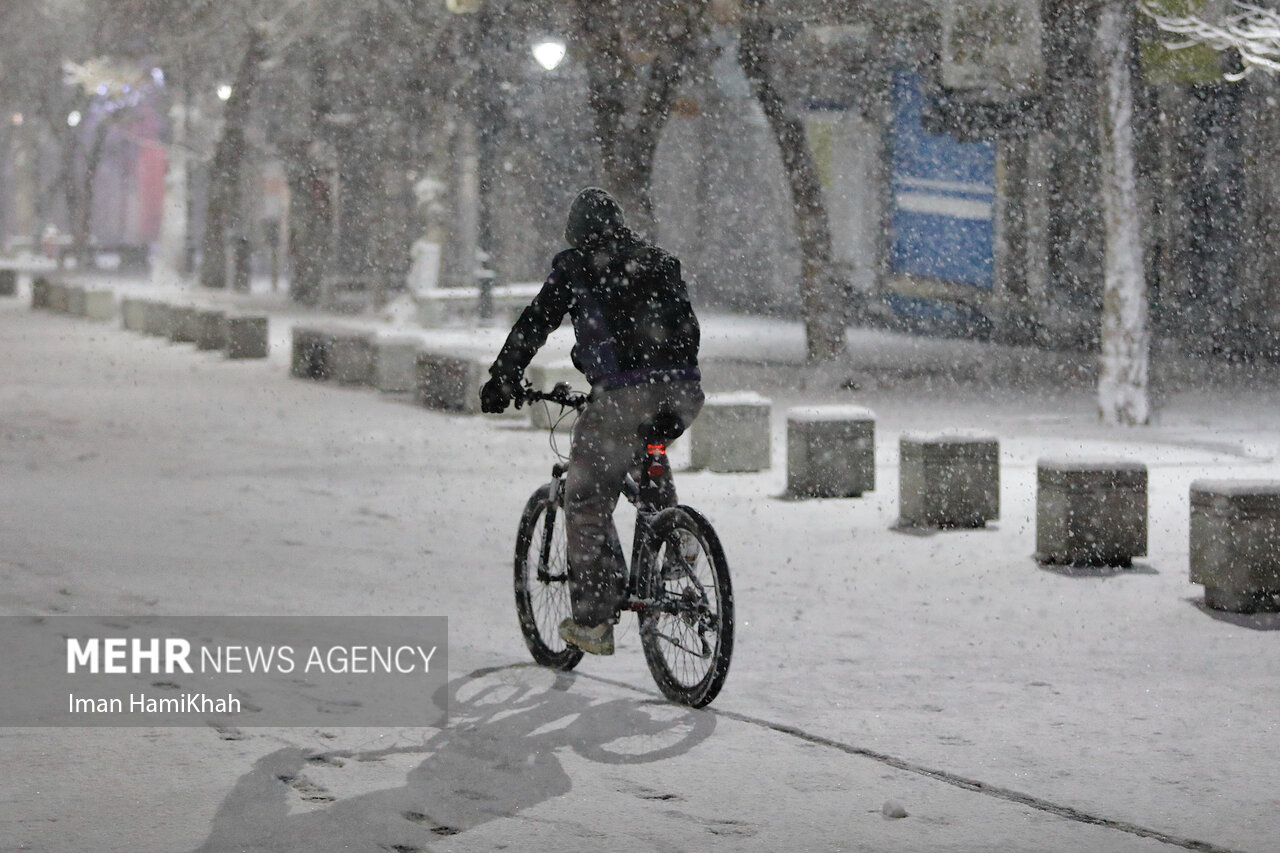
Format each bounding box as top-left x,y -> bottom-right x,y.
558,619 -> 615,655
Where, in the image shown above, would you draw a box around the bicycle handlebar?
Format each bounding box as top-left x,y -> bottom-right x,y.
517,380 -> 591,410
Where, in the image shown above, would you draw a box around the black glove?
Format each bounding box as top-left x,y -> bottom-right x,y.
480,374 -> 518,414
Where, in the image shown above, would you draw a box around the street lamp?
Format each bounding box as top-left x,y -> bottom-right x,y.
532,38 -> 566,71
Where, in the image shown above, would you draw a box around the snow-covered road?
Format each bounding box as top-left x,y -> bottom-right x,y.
1,291 -> 1277,852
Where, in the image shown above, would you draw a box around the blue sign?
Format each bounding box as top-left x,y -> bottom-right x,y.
890,71 -> 995,289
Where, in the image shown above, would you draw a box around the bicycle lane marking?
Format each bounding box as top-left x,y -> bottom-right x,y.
493,664 -> 1246,853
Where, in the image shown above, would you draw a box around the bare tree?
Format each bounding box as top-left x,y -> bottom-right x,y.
738,0 -> 846,363
198,29 -> 265,290
569,0 -> 710,237
1,1 -> 105,260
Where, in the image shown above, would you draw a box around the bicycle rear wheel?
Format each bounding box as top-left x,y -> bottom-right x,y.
639,506 -> 734,707
514,483 -> 583,670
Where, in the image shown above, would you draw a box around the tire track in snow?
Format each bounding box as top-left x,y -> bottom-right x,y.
510,666 -> 1246,853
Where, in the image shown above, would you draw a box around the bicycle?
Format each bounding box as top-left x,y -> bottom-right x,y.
511,381 -> 734,708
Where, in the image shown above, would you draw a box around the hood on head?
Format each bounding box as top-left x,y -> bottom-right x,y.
564,187 -> 624,247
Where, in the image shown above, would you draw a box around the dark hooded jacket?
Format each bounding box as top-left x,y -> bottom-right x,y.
489,189 -> 700,390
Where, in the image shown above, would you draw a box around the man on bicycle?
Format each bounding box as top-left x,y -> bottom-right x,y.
480,187 -> 704,656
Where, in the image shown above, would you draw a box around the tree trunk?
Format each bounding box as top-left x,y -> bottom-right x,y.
574,1 -> 707,239
62,112 -> 123,269
199,30 -> 263,290
1096,1 -> 1150,425
57,127 -> 82,267
285,157 -> 331,306
283,44 -> 331,305
73,119 -> 113,266
738,3 -> 846,363
155,99 -> 189,281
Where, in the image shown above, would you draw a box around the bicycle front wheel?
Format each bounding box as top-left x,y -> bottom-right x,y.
514,483 -> 583,671
639,506 -> 734,707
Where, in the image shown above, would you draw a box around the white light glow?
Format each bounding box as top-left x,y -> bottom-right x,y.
67,110 -> 81,127
216,84 -> 233,101
532,39 -> 567,71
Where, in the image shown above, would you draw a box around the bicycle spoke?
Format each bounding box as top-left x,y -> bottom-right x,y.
527,514 -> 571,651
515,490 -> 581,669
649,527 -> 722,689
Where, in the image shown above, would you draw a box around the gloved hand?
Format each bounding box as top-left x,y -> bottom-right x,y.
480,374 -> 518,414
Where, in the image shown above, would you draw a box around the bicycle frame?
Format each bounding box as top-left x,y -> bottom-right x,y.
522,381 -> 696,619
540,443 -> 675,617
620,442 -> 678,613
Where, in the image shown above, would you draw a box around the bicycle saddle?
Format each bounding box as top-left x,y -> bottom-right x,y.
638,411 -> 686,443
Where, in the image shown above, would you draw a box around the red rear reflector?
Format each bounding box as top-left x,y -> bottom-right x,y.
646,444 -> 667,479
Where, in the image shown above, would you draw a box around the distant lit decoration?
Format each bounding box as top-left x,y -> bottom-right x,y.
66,111 -> 82,127
62,58 -> 148,100
532,38 -> 567,71
10,113 -> 23,126
61,58 -> 161,111
217,84 -> 233,101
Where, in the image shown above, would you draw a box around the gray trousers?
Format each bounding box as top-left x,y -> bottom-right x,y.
565,380 -> 704,625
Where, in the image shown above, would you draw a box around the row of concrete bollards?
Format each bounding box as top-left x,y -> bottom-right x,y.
290,325 -> 507,416
29,277 -> 116,321
285,335 -> 1279,613
119,297 -> 269,359
25,274 -> 270,360
683,395 -> 1280,615
284,331 -> 1280,615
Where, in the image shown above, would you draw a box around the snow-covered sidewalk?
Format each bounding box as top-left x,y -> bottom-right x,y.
1,277 -> 1277,852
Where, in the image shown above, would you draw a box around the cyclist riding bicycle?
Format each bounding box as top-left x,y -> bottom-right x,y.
480,187 -> 704,656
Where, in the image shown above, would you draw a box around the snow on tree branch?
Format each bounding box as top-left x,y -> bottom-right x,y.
1139,0 -> 1280,78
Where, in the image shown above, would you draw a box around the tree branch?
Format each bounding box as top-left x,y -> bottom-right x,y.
1139,0 -> 1280,78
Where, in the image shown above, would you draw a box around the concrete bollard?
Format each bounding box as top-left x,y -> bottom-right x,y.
121,297 -> 148,330
1190,480 -> 1280,613
329,329 -> 376,385
416,351 -> 485,413
66,285 -> 87,316
373,337 -> 422,393
0,268 -> 16,296
1035,459 -> 1147,567
31,277 -> 50,309
898,432 -> 999,528
525,361 -> 583,429
689,392 -> 772,473
143,301 -> 176,337
195,309 -> 227,351
786,406 -> 876,498
168,306 -> 200,343
224,315 -> 269,359
48,281 -> 70,313
291,326 -> 334,379
83,289 -> 115,322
